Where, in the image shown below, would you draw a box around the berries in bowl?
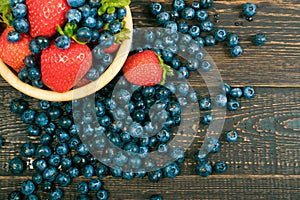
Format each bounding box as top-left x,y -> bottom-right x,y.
0,0 -> 133,101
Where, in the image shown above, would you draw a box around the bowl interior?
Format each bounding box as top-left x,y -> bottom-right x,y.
0,6 -> 133,102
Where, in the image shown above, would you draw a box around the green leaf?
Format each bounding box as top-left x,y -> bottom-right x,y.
57,25 -> 65,36
63,23 -> 77,37
114,28 -> 131,45
71,35 -> 88,45
0,0 -> 13,26
157,54 -> 174,85
98,0 -> 130,16
107,7 -> 116,14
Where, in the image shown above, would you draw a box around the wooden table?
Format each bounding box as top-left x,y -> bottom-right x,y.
0,0 -> 299,199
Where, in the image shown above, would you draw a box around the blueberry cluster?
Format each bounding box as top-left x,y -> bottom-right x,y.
8,0 -> 29,42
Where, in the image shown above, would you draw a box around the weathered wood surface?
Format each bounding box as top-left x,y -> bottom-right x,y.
0,0 -> 300,199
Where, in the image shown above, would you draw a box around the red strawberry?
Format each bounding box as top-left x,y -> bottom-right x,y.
122,50 -> 173,86
26,0 -> 70,38
104,43 -> 120,54
0,27 -> 32,72
41,41 -> 92,93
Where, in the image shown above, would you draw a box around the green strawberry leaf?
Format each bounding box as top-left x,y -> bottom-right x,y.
57,25 -> 65,36
114,28 -> 131,45
0,0 -> 13,26
71,35 -> 87,45
98,0 -> 130,16
107,7 -> 116,14
64,23 -> 77,37
157,54 -> 174,85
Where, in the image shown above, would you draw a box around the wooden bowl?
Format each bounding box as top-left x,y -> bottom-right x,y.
0,6 -> 133,102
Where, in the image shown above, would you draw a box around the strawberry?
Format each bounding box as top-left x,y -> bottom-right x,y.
41,41 -> 92,93
0,27 -> 32,72
26,0 -> 70,38
104,43 -> 120,54
122,50 -> 173,86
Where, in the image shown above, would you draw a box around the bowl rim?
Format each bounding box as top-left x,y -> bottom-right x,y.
0,6 -> 133,102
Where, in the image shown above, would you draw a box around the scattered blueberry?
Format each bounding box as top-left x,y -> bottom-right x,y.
253,33 -> 267,46
226,130 -> 238,142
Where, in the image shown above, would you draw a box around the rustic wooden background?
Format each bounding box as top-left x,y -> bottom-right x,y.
0,0 -> 300,199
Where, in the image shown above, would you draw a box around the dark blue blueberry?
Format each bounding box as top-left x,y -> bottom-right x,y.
109,21 -> 122,34
33,158 -> 47,172
253,33 -> 267,46
201,21 -> 214,32
43,166 -> 58,182
222,83 -> 231,95
50,188 -> 63,200
199,97 -> 212,110
188,25 -> 201,38
58,116 -> 73,129
243,86 -> 255,99
32,79 -> 44,88
96,190 -> 109,200
8,190 -> 23,200
34,112 -> 49,127
177,67 -> 189,79
20,142 -> 35,157
167,101 -> 181,116
55,35 -> 71,50
77,182 -> 89,194
26,124 -> 41,136
157,129 -> 171,143
117,7 -> 127,19
150,194 -> 163,200
23,55 -> 37,67
67,0 -> 85,8
200,0 -> 214,9
98,31 -> 115,48
196,162 -> 212,177
29,39 -> 42,54
170,57 -> 181,70
47,107 -> 62,120
178,21 -> 189,33
7,30 -> 20,43
163,162 -> 180,178
177,82 -> 190,96
170,10 -> 179,20
82,164 -> 94,178
185,58 -> 199,71
227,99 -> 240,111
18,67 -> 29,83
91,30 -> 100,42
230,88 -> 243,98
214,28 -> 227,42
214,94 -> 227,107
39,100 -> 50,110
196,10 -> 208,21
26,193 -> 38,200
148,169 -> 163,183
156,12 -> 170,25
35,36 -> 50,50
56,173 -> 71,187
95,164 -> 108,179
204,35 -> 216,46
164,21 -> 178,34
136,168 -> 147,178
21,180 -> 35,195
61,157 -> 72,169
157,143 -> 168,153
88,179 -> 102,191
21,109 -> 36,124
204,138 -> 220,153
110,166 -> 122,177
195,37 -> 205,48
226,130 -> 238,142
214,161 -> 227,173
226,33 -> 239,47
40,181 -> 53,192
242,3 -> 257,18
82,16 -> 96,29
230,45 -> 243,57
76,27 -> 92,43
123,170 -> 135,180
55,143 -> 69,156
10,98 -> 28,114
28,67 -> 41,81
32,173 -> 43,185
143,30 -> 156,43
162,50 -> 174,62
172,0 -> 186,11
12,18 -> 29,33
88,0 -> 100,7
55,129 -> 70,143
66,9 -> 82,23
48,154 -> 61,167
68,167 -> 80,178
150,2 -> 163,15
201,113 -> 213,125
102,12 -> 117,23
200,60 -> 212,72
95,17 -> 104,29
181,7 -> 195,20
148,136 -> 158,147
194,149 -> 208,163
191,1 -> 201,9
9,157 -> 25,175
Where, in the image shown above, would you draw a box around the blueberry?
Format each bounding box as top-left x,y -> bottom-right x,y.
56,173 -> 71,187
55,129 -> 70,143
201,113 -> 213,125
96,190 -> 109,200
7,30 -> 20,42
50,188 -> 63,200
204,138 -> 220,153
77,182 -> 89,194
199,97 -> 212,110
227,99 -> 240,111
214,161 -> 227,173
32,80 -> 44,88
200,0 -> 214,9
27,124 -> 41,136
34,112 -> 49,127
242,3 -> 257,17
47,107 -> 62,120
201,60 -> 212,72
68,167 -> 80,178
77,27 -> 92,43
181,7 -> 195,20
191,1 -> 201,10
214,94 -> 227,107
33,158 -> 47,172
40,181 -> 53,192
253,33 -> 267,46
226,33 -> 239,47
136,169 -> 147,178
172,0 -> 186,11
123,169 -> 135,180
98,31 -> 115,48
187,91 -> 198,103
178,21 -> 189,33
12,18 -> 29,33
82,164 -> 94,178
9,157 -> 25,175
20,180 -> 35,195
66,9 -> 82,23
20,142 -> 35,157
164,21 -> 178,34
204,35 -> 216,46
35,36 -> 50,50
150,194 -> 163,200
230,45 -> 243,57
55,35 -> 71,50
150,2 -> 163,15
61,157 -> 72,169
214,28 -> 227,42
26,194 -> 38,200
18,67 -> 29,82
43,166 -> 58,182
230,88 -> 243,98
32,173 -> 43,185
58,116 -> 72,129
163,162 -> 180,178
156,12 -> 170,25
21,109 -> 36,124
148,169 -> 163,183
117,7 -> 127,19
102,12 -> 117,23
196,10 -> 208,21
55,143 -> 69,156
157,143 -> 168,153
67,0 -> 85,8
194,149 -> 208,163
96,17 -> 104,29
8,191 -> 23,200
48,154 -> 61,167
88,179 -> 102,191
23,55 -> 37,67
243,86 -> 255,99
29,39 -> 42,54
201,21 -> 214,32
95,164 -> 109,179
157,129 -> 171,143
226,130 -> 238,142
109,21 -> 122,34
188,25 -> 201,38
170,10 -> 179,20
195,37 -> 205,48
28,67 -> 41,81
88,0 -> 100,7
196,162 -> 212,177
222,83 -> 231,95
